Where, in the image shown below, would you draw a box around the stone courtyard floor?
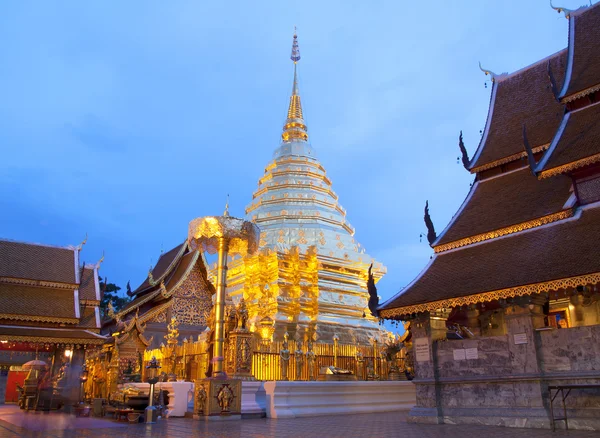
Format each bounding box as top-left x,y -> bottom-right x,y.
0,405 -> 598,438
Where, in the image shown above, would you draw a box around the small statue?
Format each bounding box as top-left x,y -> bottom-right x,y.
295,341 -> 305,381
280,336 -> 291,381
356,350 -> 365,380
366,359 -> 376,381
306,341 -> 316,381
195,384 -> 207,415
235,298 -> 249,331
217,384 -> 234,413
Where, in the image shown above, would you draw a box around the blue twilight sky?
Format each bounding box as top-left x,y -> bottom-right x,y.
0,1 -> 581,302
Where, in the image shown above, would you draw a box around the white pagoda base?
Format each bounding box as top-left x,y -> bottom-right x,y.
262,381 -> 416,419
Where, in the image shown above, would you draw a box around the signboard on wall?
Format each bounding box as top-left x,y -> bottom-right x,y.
415,337 -> 430,362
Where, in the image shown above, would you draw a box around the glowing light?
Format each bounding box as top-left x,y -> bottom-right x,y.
64,349 -> 73,358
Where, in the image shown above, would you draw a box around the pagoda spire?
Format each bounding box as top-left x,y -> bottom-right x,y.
282,28 -> 309,143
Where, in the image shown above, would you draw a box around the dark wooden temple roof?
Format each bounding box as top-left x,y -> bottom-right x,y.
561,3 -> 600,101
538,102 -> 600,176
469,49 -> 567,171
0,325 -> 107,344
0,283 -> 78,324
380,206 -> 600,317
0,239 -> 77,284
435,167 -> 572,247
79,266 -> 99,301
132,242 -> 186,296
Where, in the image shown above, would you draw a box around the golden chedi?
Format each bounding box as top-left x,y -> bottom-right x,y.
224,31 -> 386,345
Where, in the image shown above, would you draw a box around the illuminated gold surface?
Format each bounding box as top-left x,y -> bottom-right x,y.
379,272 -> 600,319
539,152 -> 600,179
434,209 -> 574,253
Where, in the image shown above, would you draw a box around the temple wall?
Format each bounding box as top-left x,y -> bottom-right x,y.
409,309 -> 600,430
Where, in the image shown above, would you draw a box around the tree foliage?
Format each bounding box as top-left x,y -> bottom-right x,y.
99,277 -> 131,318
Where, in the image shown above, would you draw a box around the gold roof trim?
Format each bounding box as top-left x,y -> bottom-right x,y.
470,144 -> 548,174
0,277 -> 77,289
0,334 -> 106,345
0,313 -> 78,324
562,83 -> 600,104
539,152 -> 600,179
434,209 -> 573,253
379,271 -> 600,319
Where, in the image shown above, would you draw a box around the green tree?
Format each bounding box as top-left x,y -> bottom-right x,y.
99,277 -> 131,318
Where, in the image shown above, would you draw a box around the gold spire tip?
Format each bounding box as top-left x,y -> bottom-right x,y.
224,194 -> 230,217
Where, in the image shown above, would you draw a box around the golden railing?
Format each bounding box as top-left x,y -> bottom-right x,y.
142,337 -> 392,382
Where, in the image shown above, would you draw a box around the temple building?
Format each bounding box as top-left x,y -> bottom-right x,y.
104,242 -> 215,353
0,238 -> 106,404
378,2 -> 600,430
224,32 -> 386,344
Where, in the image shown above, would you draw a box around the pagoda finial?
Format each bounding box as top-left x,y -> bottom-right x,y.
224,194 -> 230,217
282,28 -> 309,143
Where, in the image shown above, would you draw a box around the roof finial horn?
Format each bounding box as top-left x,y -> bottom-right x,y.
479,62 -> 499,83
550,0 -> 574,19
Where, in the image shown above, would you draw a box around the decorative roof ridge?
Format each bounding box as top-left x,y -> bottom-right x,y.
164,250 -> 201,298
433,209 -> 574,253
558,2 -> 598,99
135,240 -> 188,294
0,237 -> 77,252
378,256 -> 437,311
379,271 -> 600,319
431,179 -> 478,247
494,48 -> 568,84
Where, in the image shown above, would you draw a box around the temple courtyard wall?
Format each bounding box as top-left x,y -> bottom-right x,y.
409,321 -> 600,430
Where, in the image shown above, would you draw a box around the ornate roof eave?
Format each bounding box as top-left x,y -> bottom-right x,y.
433,209 -> 574,253
561,83 -> 600,104
0,276 -> 77,290
0,334 -> 106,345
0,313 -> 79,324
539,153 -> 600,179
379,271 -> 600,319
469,144 -> 550,174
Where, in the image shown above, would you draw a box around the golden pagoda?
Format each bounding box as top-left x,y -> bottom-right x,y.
224,31 -> 386,345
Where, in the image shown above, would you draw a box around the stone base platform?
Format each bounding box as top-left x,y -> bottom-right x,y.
263,381 -> 416,418
408,406 -> 600,431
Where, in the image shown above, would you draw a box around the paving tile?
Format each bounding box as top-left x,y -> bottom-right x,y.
0,405 -> 597,437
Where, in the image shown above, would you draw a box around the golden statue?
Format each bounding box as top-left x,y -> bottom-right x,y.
195,384 -> 207,415
235,297 -> 249,332
217,384 -> 234,413
280,335 -> 290,381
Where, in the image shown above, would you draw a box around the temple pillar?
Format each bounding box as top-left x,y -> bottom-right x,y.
407,309 -> 449,425
569,293 -> 586,326
465,307 -> 481,336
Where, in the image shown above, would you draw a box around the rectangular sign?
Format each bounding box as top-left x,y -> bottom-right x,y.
465,347 -> 478,360
414,337 -> 430,362
513,333 -> 528,345
453,349 -> 466,361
